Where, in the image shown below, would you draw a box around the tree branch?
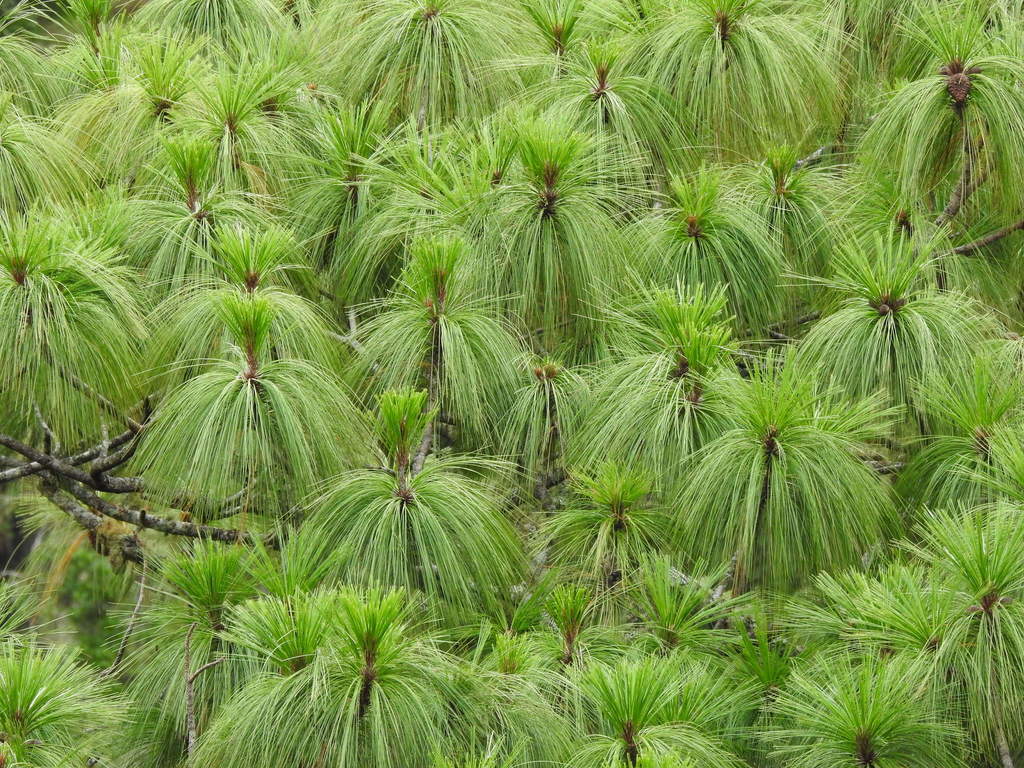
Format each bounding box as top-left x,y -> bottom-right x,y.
59,480 -> 256,545
33,404 -> 58,455
0,433 -> 141,493
188,657 -> 226,685
952,219 -> 1024,255
38,480 -> 145,565
183,632 -> 225,757
710,553 -> 738,628
184,623 -> 198,756
39,481 -> 105,534
710,554 -> 737,603
0,426 -> 137,484
934,137 -> 986,229
794,145 -> 832,170
412,309 -> 443,476
410,422 -> 434,475
866,459 -> 904,475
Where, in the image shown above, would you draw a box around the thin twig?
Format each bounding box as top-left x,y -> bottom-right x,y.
184,626 -> 226,756
61,372 -> 143,432
410,422 -> 434,476
33,404 -> 59,455
996,718 -> 1016,768
710,554 -> 738,603
710,554 -> 738,629
103,561 -> 147,676
866,460 -> 904,475
188,657 -> 227,685
184,623 -> 198,756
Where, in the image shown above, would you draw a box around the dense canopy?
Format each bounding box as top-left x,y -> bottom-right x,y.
1,0 -> 1024,766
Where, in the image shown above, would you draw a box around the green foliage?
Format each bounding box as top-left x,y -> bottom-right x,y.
899,349 -> 1024,508
678,355 -> 897,591
0,213 -> 144,440
638,168 -> 783,334
128,136 -> 273,293
134,295 -> 367,513
306,454 -> 525,609
0,642 -> 124,766
574,654 -> 749,768
531,39 -> 684,170
193,588 -> 458,768
570,284 -> 734,480
357,236 -> 523,444
905,507 -> 1024,756
540,463 -> 670,593
862,1 -> 1024,213
487,116 -> 640,352
766,653 -> 964,768
646,0 -> 838,156
340,0 -> 524,126
796,236 -> 998,418
136,0 -> 287,45
0,96 -> 90,216
3,1 -> 1024,765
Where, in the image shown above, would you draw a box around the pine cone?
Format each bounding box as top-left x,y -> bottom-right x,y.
946,72 -> 972,104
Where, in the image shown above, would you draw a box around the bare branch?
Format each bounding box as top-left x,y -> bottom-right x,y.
33,404 -> 58,455
90,437 -> 139,475
952,219 -> 1024,255
410,422 -> 434,475
59,480 -> 256,545
329,308 -> 368,355
183,631 -> 225,757
866,459 -> 904,475
794,145 -> 831,170
328,331 -> 364,354
39,479 -> 145,565
0,433 -> 141,493
710,554 -> 738,629
411,311 -> 443,477
184,623 -> 198,756
39,481 -> 105,534
0,427 -> 137,484
103,561 -> 147,677
710,554 -> 738,603
188,657 -> 227,685
996,722 -> 1016,768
